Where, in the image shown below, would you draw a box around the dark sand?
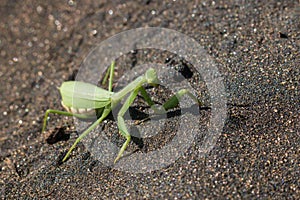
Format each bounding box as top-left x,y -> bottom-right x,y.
0,0 -> 299,199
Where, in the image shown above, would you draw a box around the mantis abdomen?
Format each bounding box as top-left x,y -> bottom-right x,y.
61,101 -> 95,116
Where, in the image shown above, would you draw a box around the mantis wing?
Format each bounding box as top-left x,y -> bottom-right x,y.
59,81 -> 113,109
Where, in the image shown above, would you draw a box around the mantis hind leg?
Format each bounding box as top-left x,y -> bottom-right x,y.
115,88 -> 139,163
42,109 -> 92,133
102,61 -> 115,92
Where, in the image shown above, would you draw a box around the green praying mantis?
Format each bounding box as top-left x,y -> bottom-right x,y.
42,61 -> 202,163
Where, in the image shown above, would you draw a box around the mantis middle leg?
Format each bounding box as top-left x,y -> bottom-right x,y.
114,87 -> 202,163
62,106 -> 112,162
115,88 -> 140,163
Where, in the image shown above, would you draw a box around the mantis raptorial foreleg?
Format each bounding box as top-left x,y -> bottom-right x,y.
138,86 -> 167,114
138,87 -> 155,107
62,106 -> 111,162
162,89 -> 202,110
134,88 -> 202,125
138,87 -> 202,114
115,88 -> 140,163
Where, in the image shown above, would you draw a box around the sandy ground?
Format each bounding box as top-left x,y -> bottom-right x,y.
0,0 -> 299,199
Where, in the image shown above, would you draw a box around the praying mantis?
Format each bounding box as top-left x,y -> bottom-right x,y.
42,61 -> 202,163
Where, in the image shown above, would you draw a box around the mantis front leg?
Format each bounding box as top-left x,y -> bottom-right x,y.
162,89 -> 202,110
139,87 -> 202,114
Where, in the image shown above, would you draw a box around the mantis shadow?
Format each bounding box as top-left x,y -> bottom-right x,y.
128,104 -> 211,121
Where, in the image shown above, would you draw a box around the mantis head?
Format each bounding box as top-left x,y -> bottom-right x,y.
145,68 -> 160,86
